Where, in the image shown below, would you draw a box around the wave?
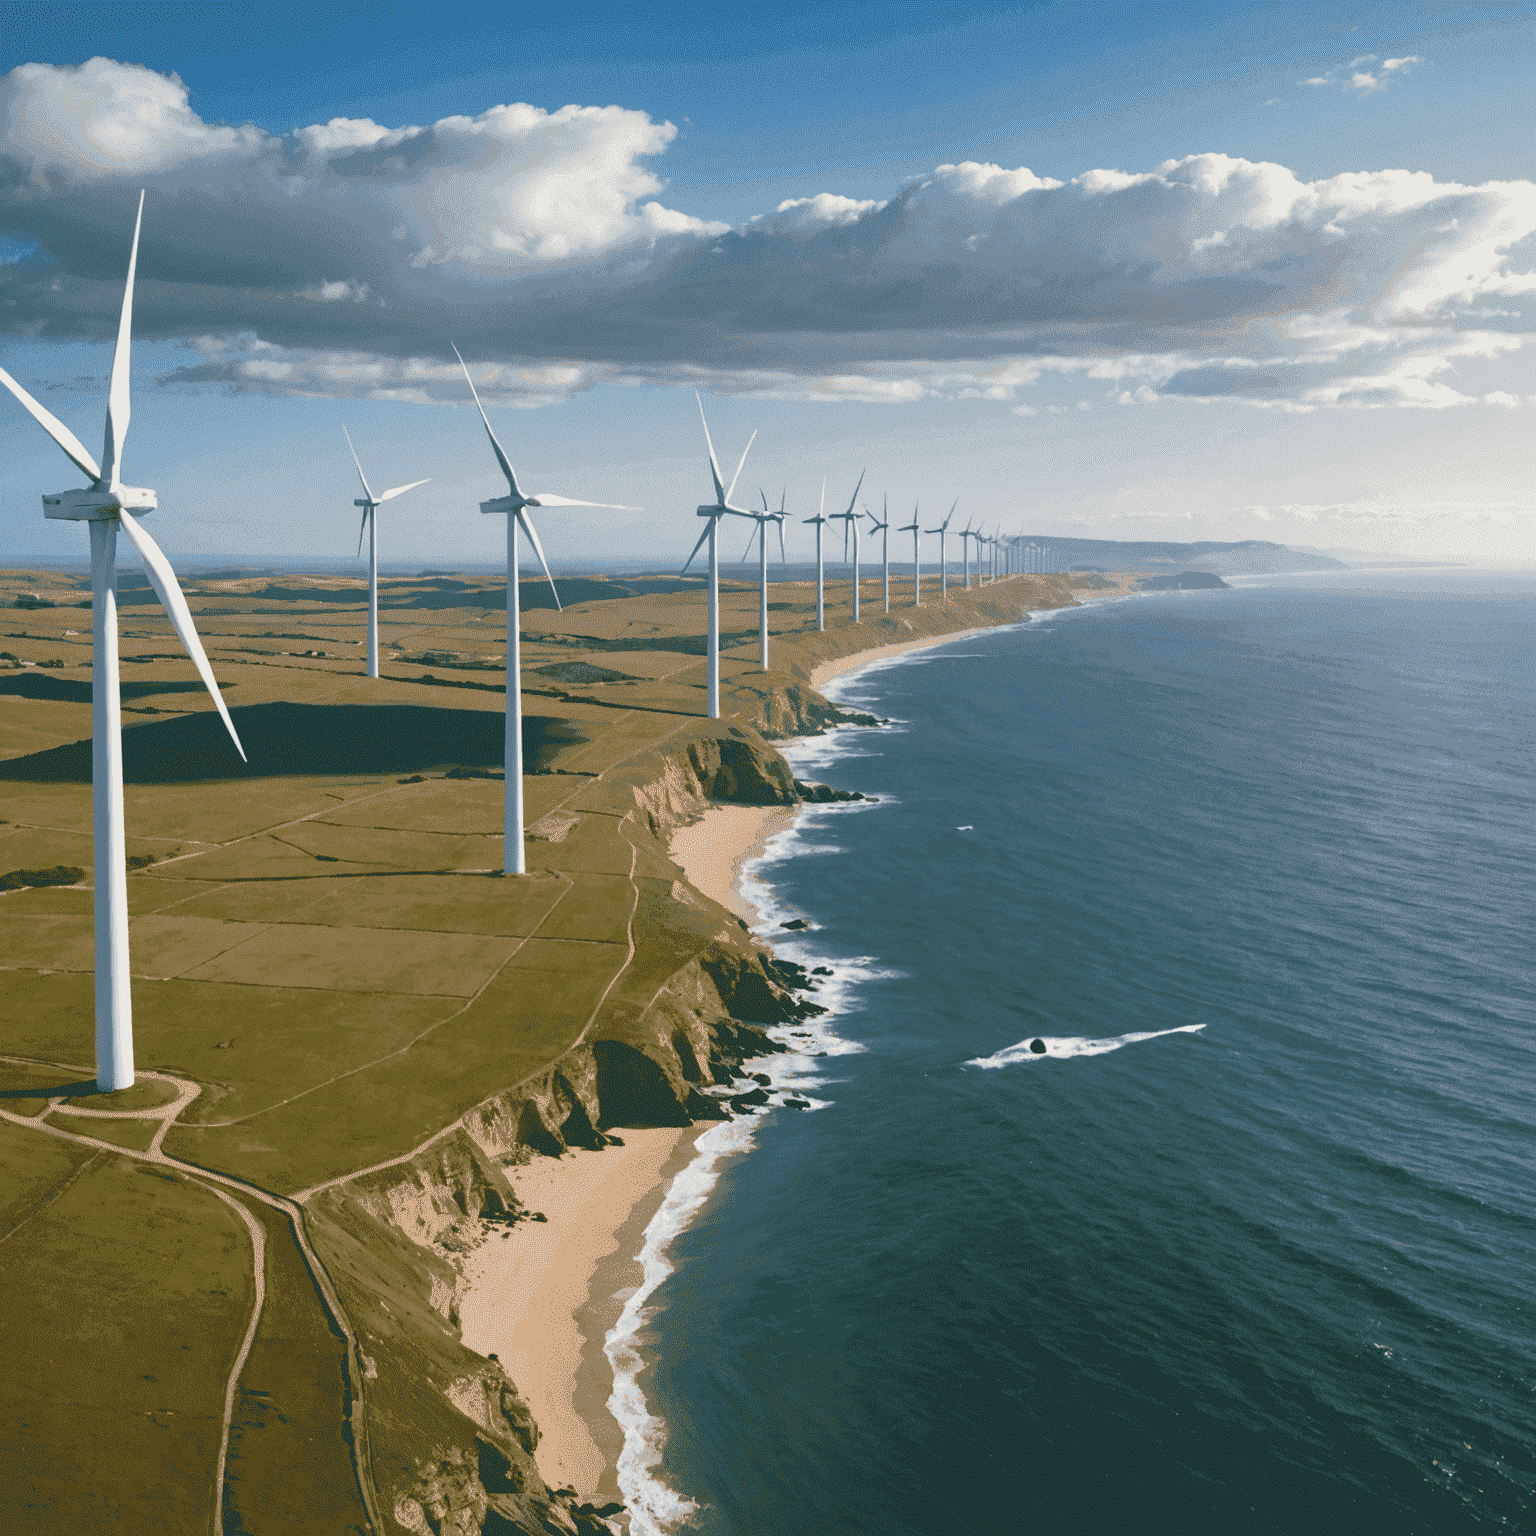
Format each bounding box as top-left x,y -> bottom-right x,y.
966,1023 -> 1206,1068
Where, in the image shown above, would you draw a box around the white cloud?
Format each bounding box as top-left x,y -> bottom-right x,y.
1303,53 -> 1420,94
3,58 -> 1533,416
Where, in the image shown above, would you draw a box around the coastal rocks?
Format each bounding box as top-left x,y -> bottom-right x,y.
793,779 -> 876,803
780,918 -> 809,931
591,1041 -> 692,1130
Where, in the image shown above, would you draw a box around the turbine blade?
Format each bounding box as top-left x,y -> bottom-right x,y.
100,189 -> 144,489
525,493 -> 636,509
516,508 -> 560,610
117,509 -> 245,761
777,519 -> 786,564
945,498 -> 958,529
842,468 -> 866,518
680,519 -> 712,576
452,343 -> 522,498
724,428 -> 757,505
0,365 -> 102,482
378,477 -> 430,502
356,506 -> 369,557
843,520 -> 849,562
740,523 -> 758,563
342,424 -> 374,502
695,391 -> 725,504
760,487 -> 769,510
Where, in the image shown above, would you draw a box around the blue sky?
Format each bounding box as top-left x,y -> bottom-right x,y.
3,0 -> 1534,567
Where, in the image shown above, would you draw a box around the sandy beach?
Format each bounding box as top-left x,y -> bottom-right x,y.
452,582 -> 1143,1512
669,804 -> 798,923
457,1128 -> 704,1500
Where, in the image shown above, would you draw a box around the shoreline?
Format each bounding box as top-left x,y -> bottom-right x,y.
456,1127 -> 704,1502
452,578 -> 1140,1520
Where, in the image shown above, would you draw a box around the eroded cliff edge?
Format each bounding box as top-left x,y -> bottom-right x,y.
292,578 -> 1088,1536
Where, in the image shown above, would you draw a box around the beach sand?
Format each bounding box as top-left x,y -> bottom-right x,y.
455,801 -> 795,1504
453,582 -> 1144,1509
669,804 -> 798,923
458,1128 -> 704,1500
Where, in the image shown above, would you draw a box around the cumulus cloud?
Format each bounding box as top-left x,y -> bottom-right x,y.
1305,53 -> 1421,93
3,57 -> 1534,414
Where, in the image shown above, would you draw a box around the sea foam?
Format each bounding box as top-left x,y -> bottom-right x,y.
966,1023 -> 1206,1068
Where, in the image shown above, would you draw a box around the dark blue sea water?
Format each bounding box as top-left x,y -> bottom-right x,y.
637,570 -> 1536,1534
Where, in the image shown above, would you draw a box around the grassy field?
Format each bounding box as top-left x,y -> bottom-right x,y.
1,562 -> 1108,1533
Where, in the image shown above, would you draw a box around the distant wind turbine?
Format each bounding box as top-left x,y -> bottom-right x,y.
680,392 -> 756,717
958,518 -> 977,591
342,426 -> 428,679
865,496 -> 892,614
803,481 -> 831,630
926,500 -> 958,600
0,192 -> 245,1091
899,501 -> 922,605
739,490 -> 788,670
453,345 -> 633,875
829,471 -> 867,624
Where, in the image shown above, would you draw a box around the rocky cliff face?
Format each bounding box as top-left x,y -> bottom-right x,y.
298,603 -> 1070,1536
301,715 -> 827,1536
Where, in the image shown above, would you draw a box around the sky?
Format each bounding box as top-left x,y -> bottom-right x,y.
3,0 -> 1534,569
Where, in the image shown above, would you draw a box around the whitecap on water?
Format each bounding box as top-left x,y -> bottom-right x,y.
966,1024 -> 1206,1068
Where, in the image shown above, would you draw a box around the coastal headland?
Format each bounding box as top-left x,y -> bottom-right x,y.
0,564 -> 1131,1533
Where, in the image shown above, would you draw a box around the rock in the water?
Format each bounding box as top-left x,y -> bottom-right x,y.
1029,1038 -> 1047,1054
781,918 -> 809,931
781,1097 -> 810,1110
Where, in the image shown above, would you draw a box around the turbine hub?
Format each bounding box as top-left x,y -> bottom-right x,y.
43,485 -> 156,521
480,493 -> 527,516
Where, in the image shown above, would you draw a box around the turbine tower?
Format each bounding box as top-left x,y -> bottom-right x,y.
739,491 -> 788,670
926,500 -> 957,601
829,471 -> 866,624
899,502 -> 922,605
803,480 -> 830,631
865,497 -> 892,614
958,518 -> 976,591
453,346 -> 632,875
343,426 -> 428,679
680,393 -> 756,717
0,192 -> 245,1092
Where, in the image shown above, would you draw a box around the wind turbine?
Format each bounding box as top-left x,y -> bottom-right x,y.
865,496 -> 891,614
926,500 -> 958,601
739,490 -> 787,670
958,518 -> 977,591
803,480 -> 830,631
453,345 -> 632,875
680,392 -> 756,717
342,427 -> 428,679
899,502 -> 922,605
829,471 -> 866,624
0,192 -> 245,1092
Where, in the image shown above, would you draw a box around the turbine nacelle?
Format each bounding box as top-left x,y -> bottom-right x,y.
43,485 -> 157,520
481,493 -> 531,516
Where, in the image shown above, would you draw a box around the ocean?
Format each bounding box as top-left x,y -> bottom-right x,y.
610,568 -> 1536,1535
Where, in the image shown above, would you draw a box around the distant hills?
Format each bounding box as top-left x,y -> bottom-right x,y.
1026,539 -> 1348,574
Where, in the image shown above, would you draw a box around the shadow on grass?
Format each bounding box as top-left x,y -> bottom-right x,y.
0,1078 -> 96,1100
0,701 -> 588,784
0,673 -> 225,705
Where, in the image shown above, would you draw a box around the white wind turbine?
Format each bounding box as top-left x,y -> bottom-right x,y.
866,496 -> 892,614
0,192 -> 245,1092
803,481 -> 831,631
739,490 -> 788,670
958,518 -> 977,590
926,500 -> 958,601
829,471 -> 867,624
899,501 -> 923,605
453,345 -> 632,875
681,393 -> 757,718
342,426 -> 429,679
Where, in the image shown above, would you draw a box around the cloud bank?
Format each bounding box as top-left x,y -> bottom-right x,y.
3,57 -> 1534,412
